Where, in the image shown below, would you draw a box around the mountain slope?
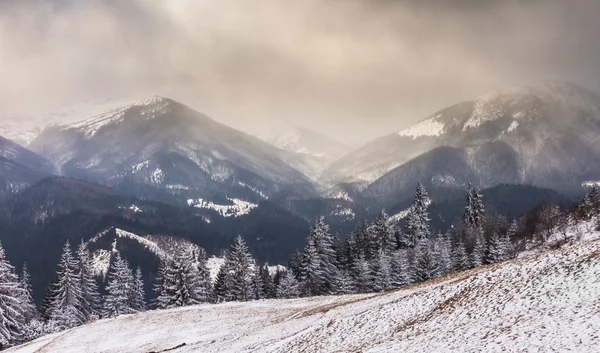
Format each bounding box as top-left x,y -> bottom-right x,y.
10,231 -> 600,352
248,119 -> 349,181
323,81 -> 600,194
0,135 -> 54,197
29,97 -> 316,202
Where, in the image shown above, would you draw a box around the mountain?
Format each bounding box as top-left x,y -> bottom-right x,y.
29,97 -> 316,203
323,81 -> 600,195
247,119 -> 349,181
10,230 -> 600,352
0,135 -> 54,197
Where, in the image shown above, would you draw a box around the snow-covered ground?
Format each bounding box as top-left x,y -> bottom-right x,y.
187,198 -> 258,217
10,235 -> 600,352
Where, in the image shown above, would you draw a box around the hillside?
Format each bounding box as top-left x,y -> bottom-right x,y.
10,233 -> 600,352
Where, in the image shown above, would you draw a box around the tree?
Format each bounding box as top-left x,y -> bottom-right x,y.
351,256 -> 372,293
250,265 -> 264,300
213,263 -> 230,303
452,239 -> 470,272
336,270 -> 355,295
0,243 -> 26,347
75,242 -> 100,321
19,263 -> 38,323
404,183 -> 431,247
194,250 -> 214,303
486,232 -> 505,264
435,233 -> 453,276
369,210 -> 396,256
260,266 -> 276,299
413,239 -> 440,283
299,231 -> 323,296
103,254 -> 135,317
463,183 -> 485,229
49,241 -> 85,328
470,229 -> 486,268
153,260 -> 172,309
226,236 -> 255,301
277,272 -> 300,299
536,203 -> 561,243
129,267 -> 145,312
372,250 -> 393,292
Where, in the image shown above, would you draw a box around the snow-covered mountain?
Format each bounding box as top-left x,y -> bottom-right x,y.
247,119 -> 349,181
29,97 -> 316,202
10,230 -> 600,352
324,81 -> 600,195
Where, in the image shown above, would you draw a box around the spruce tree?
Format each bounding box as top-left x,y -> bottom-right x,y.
0,243 -> 26,346
76,242 -> 100,321
404,183 -> 431,247
370,210 -> 396,255
312,217 -> 339,294
153,260 -> 172,309
452,239 -> 470,272
336,269 -> 355,295
299,232 -> 323,296
49,241 -> 85,328
250,265 -> 264,300
103,254 -> 135,317
130,267 -> 145,312
352,255 -> 372,293
464,183 -> 485,229
213,263 -> 229,303
226,236 -> 254,301
195,251 -> 214,303
436,233 -> 452,276
260,266 -> 276,299
277,271 -> 300,299
372,250 -> 393,292
19,263 -> 38,322
413,239 -> 440,283
471,229 -> 486,268
390,250 -> 412,288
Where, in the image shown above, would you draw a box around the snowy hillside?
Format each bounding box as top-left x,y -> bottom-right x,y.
11,235 -> 600,352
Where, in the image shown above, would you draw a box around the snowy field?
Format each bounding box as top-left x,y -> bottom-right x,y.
9,237 -> 600,353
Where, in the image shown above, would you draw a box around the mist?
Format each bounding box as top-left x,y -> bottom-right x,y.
0,0 -> 599,145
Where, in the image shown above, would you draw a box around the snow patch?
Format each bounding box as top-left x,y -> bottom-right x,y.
582,180 -> 600,188
329,190 -> 353,202
397,116 -> 445,138
507,120 -> 519,133
187,198 -> 258,217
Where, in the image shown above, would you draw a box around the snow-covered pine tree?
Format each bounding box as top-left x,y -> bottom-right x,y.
452,239 -> 470,272
129,267 -> 145,312
351,255 -> 372,293
250,265 -> 264,300
194,250 -> 214,303
390,250 -> 412,288
226,236 -> 255,301
404,183 -> 431,247
463,183 -> 485,229
370,210 -> 396,256
435,233 -> 453,276
276,271 -> 300,299
170,248 -> 203,307
103,254 -> 135,317
336,269 -> 355,295
259,266 -> 276,299
153,260 -> 172,309
504,220 -> 518,260
299,231 -> 323,296
0,243 -> 26,347
413,239 -> 440,283
49,241 -> 85,328
485,231 -> 504,264
19,263 -> 38,322
371,250 -> 393,292
312,217 -> 339,294
75,242 -> 100,321
213,263 -> 230,303
470,228 -> 486,268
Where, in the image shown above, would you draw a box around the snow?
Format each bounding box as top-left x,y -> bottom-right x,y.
331,205 -> 355,220
237,181 -> 269,199
582,180 -> 600,187
389,207 -> 411,223
506,120 -> 519,133
187,198 -> 258,217
10,234 -> 600,353
129,205 -> 142,213
91,250 -> 112,278
150,168 -> 164,184
397,116 -> 445,138
329,190 -> 353,202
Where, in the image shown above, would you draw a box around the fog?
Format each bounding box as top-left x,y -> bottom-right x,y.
0,0 -> 599,145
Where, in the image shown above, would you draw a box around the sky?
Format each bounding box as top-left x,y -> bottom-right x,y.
0,0 -> 599,145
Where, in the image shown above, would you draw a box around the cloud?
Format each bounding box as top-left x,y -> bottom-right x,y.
1,0 -> 599,144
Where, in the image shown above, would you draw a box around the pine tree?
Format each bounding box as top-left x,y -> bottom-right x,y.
390,250 -> 412,288
435,233 -> 453,276
19,263 -> 38,322
352,256 -> 372,293
213,263 -> 229,303
129,267 -> 145,312
0,243 -> 26,346
49,241 -> 85,328
299,232 -> 323,296
226,236 -> 255,301
277,271 -> 300,299
464,183 -> 485,229
486,232 -> 503,264
452,239 -> 470,272
370,210 -> 396,256
336,269 -> 355,295
195,251 -> 214,303
413,239 -> 439,283
312,217 -> 339,294
260,266 -> 276,299
372,250 -> 393,292
250,265 -> 264,300
470,228 -> 486,268
103,254 -> 135,317
153,260 -> 172,309
404,183 -> 431,247
75,242 -> 100,321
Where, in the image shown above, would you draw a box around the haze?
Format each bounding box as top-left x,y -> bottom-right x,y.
1,0 -> 599,145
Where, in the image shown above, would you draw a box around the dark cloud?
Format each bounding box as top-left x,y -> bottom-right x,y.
0,0 -> 599,144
